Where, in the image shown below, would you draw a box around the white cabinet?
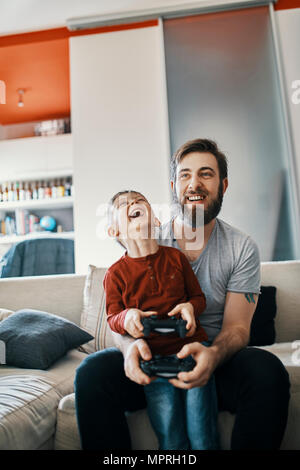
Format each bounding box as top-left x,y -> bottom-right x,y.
0,133 -> 73,182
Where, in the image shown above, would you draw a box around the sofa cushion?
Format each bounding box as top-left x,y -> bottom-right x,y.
0,348 -> 87,450
80,264 -> 115,353
0,309 -> 93,369
0,374 -> 61,450
249,286 -> 277,346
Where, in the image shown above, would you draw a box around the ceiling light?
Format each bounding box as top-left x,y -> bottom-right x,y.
17,88 -> 25,108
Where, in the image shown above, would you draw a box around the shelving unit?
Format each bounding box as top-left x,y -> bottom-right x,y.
0,196 -> 74,212
0,132 -> 74,257
0,195 -> 75,248
0,230 -> 75,245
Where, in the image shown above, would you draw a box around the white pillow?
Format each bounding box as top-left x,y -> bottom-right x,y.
80,265 -> 115,353
0,309 -> 14,322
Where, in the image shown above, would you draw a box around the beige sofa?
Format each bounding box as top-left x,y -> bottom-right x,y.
0,260 -> 299,450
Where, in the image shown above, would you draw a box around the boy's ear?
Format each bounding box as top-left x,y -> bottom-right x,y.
108,225 -> 119,238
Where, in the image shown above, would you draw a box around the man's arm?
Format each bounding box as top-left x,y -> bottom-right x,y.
110,330 -> 135,355
110,331 -> 154,385
169,291 -> 258,389
209,291 -> 258,366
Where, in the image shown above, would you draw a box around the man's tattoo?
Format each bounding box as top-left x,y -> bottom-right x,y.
245,293 -> 256,303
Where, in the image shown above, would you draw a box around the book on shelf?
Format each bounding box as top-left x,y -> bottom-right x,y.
0,209 -> 41,236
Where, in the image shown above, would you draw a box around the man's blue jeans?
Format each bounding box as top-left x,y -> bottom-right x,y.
144,373 -> 219,450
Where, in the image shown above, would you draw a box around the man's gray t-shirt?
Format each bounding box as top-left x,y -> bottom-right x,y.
158,218 -> 261,342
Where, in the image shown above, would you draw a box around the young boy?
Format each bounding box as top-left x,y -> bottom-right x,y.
104,189 -> 219,450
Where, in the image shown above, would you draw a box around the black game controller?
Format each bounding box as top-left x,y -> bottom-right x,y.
140,354 -> 196,378
141,315 -> 187,338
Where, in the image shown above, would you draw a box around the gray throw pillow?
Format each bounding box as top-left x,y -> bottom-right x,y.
0,309 -> 93,369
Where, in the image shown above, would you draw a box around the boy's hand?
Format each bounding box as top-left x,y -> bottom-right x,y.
168,302 -> 196,337
124,309 -> 157,338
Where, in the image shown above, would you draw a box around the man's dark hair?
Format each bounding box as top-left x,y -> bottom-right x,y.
170,138 -> 228,183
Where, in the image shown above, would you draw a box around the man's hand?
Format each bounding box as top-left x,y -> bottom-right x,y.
168,342 -> 218,389
168,302 -> 196,337
124,338 -> 155,385
124,309 -> 157,338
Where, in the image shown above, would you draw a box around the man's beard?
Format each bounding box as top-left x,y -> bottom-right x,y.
172,181 -> 224,228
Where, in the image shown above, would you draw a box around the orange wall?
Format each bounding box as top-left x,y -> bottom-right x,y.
275,0 -> 300,10
0,20 -> 158,125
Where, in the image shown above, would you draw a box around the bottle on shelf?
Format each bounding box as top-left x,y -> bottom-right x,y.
57,179 -> 65,198
0,184 -> 3,203
64,177 -> 72,197
32,181 -> 39,200
19,181 -> 26,201
2,183 -> 8,202
44,180 -> 51,199
13,182 -> 20,201
51,179 -> 58,199
38,180 -> 45,200
25,181 -> 32,200
8,182 -> 14,202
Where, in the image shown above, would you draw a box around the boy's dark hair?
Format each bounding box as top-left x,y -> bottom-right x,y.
170,138 -> 228,183
107,190 -> 146,249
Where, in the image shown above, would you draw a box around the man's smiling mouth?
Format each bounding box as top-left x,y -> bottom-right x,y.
185,194 -> 206,202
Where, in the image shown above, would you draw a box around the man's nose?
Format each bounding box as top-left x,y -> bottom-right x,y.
188,175 -> 203,191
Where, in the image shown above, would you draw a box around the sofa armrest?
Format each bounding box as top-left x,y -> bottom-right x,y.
54,394 -> 81,450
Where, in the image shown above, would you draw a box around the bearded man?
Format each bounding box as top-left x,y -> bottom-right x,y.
74,138 -> 290,450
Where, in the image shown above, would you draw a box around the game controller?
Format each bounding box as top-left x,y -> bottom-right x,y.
140,354 -> 196,378
141,315 -> 187,338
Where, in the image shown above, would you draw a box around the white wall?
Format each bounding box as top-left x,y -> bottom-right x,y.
0,0 -> 266,35
70,22 -> 171,272
276,8 -> 300,211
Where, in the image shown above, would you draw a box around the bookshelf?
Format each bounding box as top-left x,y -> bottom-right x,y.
0,190 -> 74,248
0,196 -> 74,212
0,230 -> 74,245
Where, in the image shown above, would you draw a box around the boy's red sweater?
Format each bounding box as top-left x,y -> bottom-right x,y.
103,245 -> 207,355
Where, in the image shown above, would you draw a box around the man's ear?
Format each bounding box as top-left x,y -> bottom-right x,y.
222,178 -> 228,195
154,217 -> 161,228
108,225 -> 119,238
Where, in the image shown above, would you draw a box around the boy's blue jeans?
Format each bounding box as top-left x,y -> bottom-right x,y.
144,356 -> 219,450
